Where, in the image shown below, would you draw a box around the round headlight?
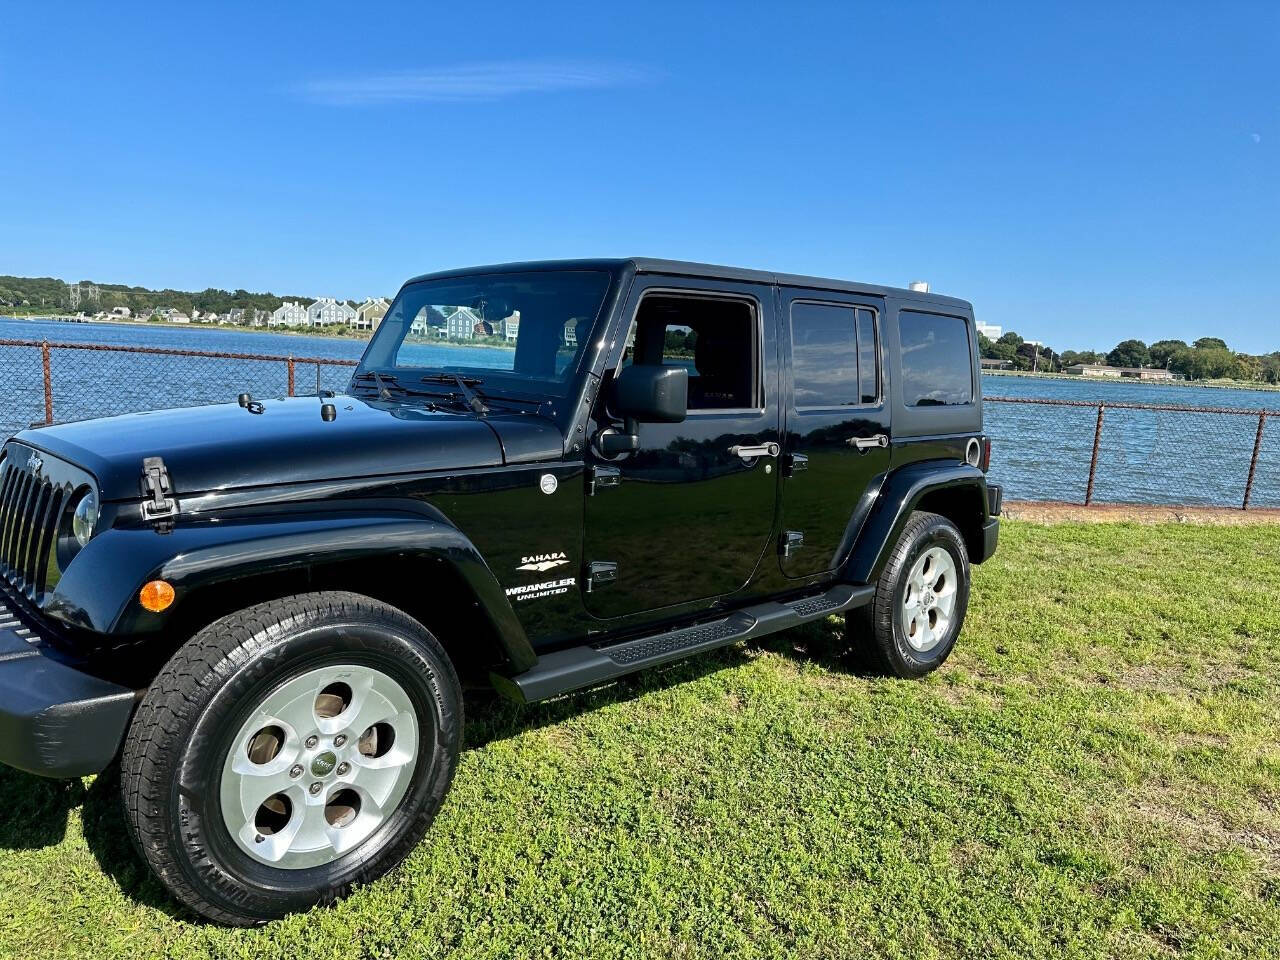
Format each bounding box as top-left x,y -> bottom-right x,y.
72,491 -> 98,547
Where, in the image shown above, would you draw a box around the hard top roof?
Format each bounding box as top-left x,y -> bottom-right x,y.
402,258 -> 973,311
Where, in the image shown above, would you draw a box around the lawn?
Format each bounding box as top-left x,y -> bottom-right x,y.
1,521 -> 1278,958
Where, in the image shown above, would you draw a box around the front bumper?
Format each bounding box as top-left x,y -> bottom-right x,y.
0,599 -> 136,779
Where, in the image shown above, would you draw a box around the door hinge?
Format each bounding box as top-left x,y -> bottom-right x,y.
779,530 -> 804,558
587,465 -> 621,496
783,453 -> 808,477
586,561 -> 618,592
140,456 -> 179,530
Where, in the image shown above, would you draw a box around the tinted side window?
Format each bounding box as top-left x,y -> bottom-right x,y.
791,302 -> 880,407
624,294 -> 758,410
791,302 -> 858,407
899,311 -> 973,407
856,308 -> 879,404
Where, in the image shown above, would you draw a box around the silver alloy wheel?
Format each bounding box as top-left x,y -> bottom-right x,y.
219,664 -> 419,870
901,545 -> 959,653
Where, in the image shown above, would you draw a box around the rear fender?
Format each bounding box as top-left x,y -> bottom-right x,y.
842,461 -> 991,584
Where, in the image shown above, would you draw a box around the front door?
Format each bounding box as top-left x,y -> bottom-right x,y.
582,278 -> 780,619
778,290 -> 890,578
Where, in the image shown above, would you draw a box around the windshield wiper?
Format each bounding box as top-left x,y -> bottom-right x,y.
351,371 -> 466,410
368,369 -> 393,400
421,373 -> 488,415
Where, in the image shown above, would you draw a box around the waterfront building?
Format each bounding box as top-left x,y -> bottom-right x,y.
355,297 -> 389,330
500,312 -> 519,341
307,298 -> 358,327
270,301 -> 308,327
1064,363 -> 1175,380
445,307 -> 481,340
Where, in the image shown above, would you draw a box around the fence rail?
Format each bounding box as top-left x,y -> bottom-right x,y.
0,338 -> 1275,510
985,395 -> 1278,510
0,337 -> 358,438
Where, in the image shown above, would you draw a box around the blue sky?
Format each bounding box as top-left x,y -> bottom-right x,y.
1,1 -> 1275,353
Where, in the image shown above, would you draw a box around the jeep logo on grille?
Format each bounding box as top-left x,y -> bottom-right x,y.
25,453 -> 42,473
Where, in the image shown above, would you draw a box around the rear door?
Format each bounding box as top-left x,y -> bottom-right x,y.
778,289 -> 889,578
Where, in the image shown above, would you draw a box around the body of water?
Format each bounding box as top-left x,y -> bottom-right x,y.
2,316 -> 1277,508
982,374 -> 1278,508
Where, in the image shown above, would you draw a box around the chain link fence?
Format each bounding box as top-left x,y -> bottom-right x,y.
0,339 -> 1276,509
985,396 -> 1279,509
0,338 -> 358,437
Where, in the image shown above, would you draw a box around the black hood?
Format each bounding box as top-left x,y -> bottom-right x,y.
18,395 -> 564,501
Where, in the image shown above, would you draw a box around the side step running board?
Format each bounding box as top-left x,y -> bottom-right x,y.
494,582 -> 874,705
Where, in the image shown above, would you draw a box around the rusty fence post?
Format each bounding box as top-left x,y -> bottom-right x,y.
287,356 -> 296,397
1084,402 -> 1105,506
41,341 -> 54,424
1242,410 -> 1267,510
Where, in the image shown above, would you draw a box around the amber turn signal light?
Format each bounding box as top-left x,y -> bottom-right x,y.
139,580 -> 176,612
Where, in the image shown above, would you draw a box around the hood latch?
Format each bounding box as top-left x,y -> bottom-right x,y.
140,456 -> 179,531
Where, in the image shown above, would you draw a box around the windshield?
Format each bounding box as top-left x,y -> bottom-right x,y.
357,270 -> 613,405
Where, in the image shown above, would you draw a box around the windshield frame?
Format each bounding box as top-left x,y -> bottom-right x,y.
353,266 -> 622,425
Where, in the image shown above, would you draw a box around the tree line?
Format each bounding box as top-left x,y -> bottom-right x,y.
0,275 -> 352,319
980,331 -> 1280,384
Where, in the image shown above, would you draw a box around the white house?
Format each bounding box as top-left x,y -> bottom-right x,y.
500,312 -> 520,341
308,298 -> 358,327
355,297 -> 389,330
445,307 -> 481,340
109,306 -> 132,318
270,301 -> 308,327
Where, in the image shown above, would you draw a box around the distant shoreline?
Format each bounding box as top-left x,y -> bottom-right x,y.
982,368 -> 1280,393
0,313 -> 373,343
0,314 -> 525,354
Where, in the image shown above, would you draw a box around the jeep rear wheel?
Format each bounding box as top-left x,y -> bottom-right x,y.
119,592 -> 462,925
846,511 -> 970,678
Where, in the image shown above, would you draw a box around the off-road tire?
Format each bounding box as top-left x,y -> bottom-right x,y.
845,511 -> 970,678
119,591 -> 463,925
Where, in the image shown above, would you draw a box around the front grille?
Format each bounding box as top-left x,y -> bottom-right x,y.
0,448 -> 75,602
0,590 -> 41,646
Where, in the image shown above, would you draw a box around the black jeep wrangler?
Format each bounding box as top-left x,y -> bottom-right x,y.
0,259 -> 999,924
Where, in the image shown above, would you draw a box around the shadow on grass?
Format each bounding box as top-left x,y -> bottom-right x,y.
15,614 -> 867,920
461,614 -> 870,751
0,766 -> 84,850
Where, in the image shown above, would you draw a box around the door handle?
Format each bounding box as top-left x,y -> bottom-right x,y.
729,442 -> 780,459
847,434 -> 889,450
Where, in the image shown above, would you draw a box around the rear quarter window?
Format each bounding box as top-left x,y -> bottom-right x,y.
898,311 -> 973,407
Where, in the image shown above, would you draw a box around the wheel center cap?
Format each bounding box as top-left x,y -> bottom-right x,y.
922,590 -> 935,606
310,750 -> 338,777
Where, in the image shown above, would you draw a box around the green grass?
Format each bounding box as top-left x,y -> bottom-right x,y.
1,521 -> 1278,959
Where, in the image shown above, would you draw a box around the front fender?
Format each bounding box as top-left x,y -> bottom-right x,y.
46,511 -> 536,673
842,461 -> 991,585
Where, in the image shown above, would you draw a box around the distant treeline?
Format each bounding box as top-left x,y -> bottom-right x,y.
982,331 -> 1280,384
0,275 -> 361,318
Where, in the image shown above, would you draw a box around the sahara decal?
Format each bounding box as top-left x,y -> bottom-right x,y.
505,576 -> 576,602
516,551 -> 569,573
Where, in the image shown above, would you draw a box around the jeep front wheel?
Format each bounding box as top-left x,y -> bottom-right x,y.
119,592 -> 462,925
846,510 -> 971,678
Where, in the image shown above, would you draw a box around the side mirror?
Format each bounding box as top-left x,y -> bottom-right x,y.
613,364 -> 688,424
